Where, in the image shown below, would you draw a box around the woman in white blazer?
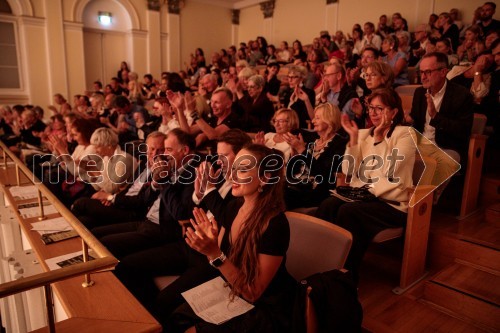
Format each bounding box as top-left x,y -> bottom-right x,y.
316,88 -> 416,282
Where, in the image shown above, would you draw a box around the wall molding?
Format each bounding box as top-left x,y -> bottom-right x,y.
72,0 -> 141,30
63,21 -> 84,31
19,16 -> 45,26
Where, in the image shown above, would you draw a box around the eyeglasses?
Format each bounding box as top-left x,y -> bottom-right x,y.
366,104 -> 387,114
273,119 -> 289,124
323,71 -> 340,77
288,75 -> 300,79
418,68 -> 445,76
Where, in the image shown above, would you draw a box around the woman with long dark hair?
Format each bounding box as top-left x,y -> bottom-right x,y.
167,144 -> 296,332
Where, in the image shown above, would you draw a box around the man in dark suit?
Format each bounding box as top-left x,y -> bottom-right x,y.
72,131 -> 166,229
193,129 -> 252,216
409,51 -> 473,186
112,129 -> 252,314
92,129 -> 199,259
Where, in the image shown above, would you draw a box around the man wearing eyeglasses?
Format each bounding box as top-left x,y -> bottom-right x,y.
408,52 -> 473,189
318,63 -> 358,120
410,24 -> 431,66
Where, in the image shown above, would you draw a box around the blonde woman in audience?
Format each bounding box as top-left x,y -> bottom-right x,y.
457,25 -> 482,63
396,31 -> 411,58
48,94 -> 72,116
381,35 -> 409,86
253,108 -> 300,162
127,72 -> 143,103
229,66 -> 255,101
89,93 -> 105,118
433,12 -> 460,51
86,127 -> 137,194
279,65 -> 316,129
283,103 -> 348,210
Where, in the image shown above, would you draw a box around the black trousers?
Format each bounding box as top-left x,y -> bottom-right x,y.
72,197 -> 143,230
114,241 -> 217,324
93,220 -> 181,259
316,197 -> 407,281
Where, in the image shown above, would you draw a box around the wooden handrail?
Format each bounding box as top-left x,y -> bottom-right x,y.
0,256 -> 117,298
0,141 -> 118,296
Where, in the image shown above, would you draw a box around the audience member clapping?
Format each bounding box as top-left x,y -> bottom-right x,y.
284,103 -> 347,210
253,108 -> 299,162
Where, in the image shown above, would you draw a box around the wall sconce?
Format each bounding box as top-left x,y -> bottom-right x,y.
98,11 -> 112,26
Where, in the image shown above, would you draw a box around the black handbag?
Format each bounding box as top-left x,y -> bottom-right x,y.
335,185 -> 376,202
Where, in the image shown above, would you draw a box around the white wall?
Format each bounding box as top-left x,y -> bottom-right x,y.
179,1 -> 232,71
2,0 -> 498,108
81,0 -> 132,32
238,0 -> 500,47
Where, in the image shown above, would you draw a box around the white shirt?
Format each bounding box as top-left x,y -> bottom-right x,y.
125,167 -> 151,197
423,80 -> 447,144
361,34 -> 382,50
264,133 -> 292,162
192,179 -> 232,205
146,197 -> 161,224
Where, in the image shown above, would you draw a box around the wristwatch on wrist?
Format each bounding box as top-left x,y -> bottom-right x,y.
107,194 -> 114,201
209,252 -> 226,268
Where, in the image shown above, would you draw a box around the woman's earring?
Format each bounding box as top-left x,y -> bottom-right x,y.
258,184 -> 264,193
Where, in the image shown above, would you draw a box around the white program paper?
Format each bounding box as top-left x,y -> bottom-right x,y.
181,276 -> 254,325
7,185 -> 39,206
19,204 -> 58,219
31,217 -> 73,235
45,251 -> 95,271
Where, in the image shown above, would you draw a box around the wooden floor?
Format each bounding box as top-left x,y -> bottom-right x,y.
357,174 -> 500,333
358,239 -> 493,333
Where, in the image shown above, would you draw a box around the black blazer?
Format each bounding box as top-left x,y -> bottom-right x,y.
142,159 -> 199,242
198,182 -> 239,228
410,81 -> 473,161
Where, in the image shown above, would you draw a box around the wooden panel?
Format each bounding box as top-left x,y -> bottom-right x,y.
431,262 -> 500,305
456,240 -> 500,272
30,317 -> 160,333
460,134 -> 487,218
424,281 -> 500,331
0,149 -> 161,333
485,203 -> 500,227
399,186 -> 434,290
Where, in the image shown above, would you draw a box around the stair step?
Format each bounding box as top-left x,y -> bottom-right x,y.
458,219 -> 500,251
424,262 -> 500,331
485,203 -> 500,227
363,295 -> 488,333
480,174 -> 500,206
432,262 -> 500,305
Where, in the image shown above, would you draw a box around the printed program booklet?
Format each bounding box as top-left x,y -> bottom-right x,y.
181,276 -> 254,325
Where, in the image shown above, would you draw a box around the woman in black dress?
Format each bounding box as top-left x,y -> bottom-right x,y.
167,144 -> 296,332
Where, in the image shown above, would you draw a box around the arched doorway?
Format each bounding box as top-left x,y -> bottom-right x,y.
81,0 -> 132,90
